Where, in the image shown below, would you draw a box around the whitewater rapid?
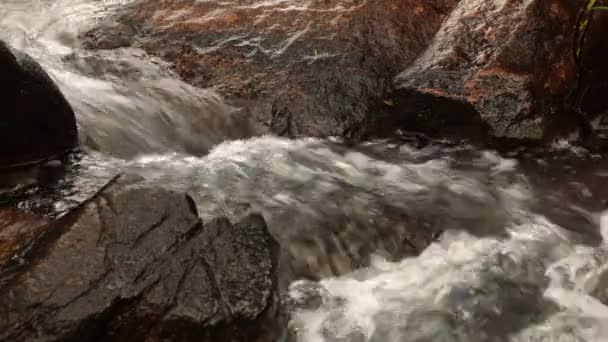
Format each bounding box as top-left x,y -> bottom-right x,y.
3,1 -> 608,342
0,0 -> 254,159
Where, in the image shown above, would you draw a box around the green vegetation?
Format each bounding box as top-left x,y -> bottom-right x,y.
569,0 -> 607,139
575,0 -> 607,64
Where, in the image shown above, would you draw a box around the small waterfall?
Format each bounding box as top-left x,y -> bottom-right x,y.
0,0 -> 255,159
2,1 -> 608,341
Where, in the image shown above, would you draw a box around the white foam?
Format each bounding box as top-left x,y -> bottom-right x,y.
5,3 -> 608,341
1,1 -> 251,159
551,139 -> 589,156
288,212 -> 608,341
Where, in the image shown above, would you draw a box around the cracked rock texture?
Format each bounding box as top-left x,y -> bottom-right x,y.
388,0 -> 608,141
0,175 -> 279,342
0,209 -> 49,281
83,0 -> 608,143
82,0 -> 458,139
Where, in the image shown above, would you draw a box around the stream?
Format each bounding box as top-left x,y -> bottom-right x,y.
2,1 -> 608,341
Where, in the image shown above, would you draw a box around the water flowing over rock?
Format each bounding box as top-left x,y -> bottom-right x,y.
0,175 -> 280,342
4,1 -> 608,341
389,0 -> 608,141
82,0 -> 459,139
0,40 -> 78,168
83,0 -> 608,143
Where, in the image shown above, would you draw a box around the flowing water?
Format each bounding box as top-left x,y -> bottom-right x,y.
2,1 -> 608,341
0,0 -> 255,159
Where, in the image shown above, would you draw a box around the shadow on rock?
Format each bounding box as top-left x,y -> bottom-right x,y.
0,174 -> 282,342
0,40 -> 78,168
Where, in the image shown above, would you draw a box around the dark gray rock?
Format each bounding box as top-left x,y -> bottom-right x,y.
0,174 -> 279,341
0,40 -> 78,168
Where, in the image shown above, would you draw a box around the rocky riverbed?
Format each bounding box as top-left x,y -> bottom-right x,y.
2,0 -> 608,341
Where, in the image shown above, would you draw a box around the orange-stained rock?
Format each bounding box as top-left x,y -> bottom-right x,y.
390,0 -> 608,141
83,0 -> 459,139
83,0 -> 608,143
0,208 -> 49,273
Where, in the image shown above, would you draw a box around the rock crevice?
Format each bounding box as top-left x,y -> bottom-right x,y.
0,175 -> 280,342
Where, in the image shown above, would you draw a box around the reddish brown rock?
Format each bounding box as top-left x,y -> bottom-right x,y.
0,209 -> 49,277
83,0 -> 459,139
388,0 -> 608,141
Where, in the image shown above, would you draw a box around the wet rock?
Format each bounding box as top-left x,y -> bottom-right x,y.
0,175 -> 280,341
0,209 -> 49,279
389,0 -> 608,141
0,40 -> 78,168
82,0 -> 458,139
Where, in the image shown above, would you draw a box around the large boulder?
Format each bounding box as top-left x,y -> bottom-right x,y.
82,0 -> 458,139
82,0 -> 608,143
0,41 -> 78,168
386,0 -> 608,141
0,175 -> 280,341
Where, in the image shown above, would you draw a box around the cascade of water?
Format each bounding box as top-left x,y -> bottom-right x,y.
2,2 -> 608,341
0,0 -> 254,159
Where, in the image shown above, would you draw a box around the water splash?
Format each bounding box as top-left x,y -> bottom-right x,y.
288,216 -> 608,342
0,0 -> 255,159
3,2 -> 608,342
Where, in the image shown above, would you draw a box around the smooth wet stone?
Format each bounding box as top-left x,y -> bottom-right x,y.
0,40 -> 78,168
390,0 -> 608,141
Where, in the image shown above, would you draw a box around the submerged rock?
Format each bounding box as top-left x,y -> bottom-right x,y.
82,0 -> 458,139
388,0 -> 608,141
0,175 -> 280,341
0,40 -> 78,168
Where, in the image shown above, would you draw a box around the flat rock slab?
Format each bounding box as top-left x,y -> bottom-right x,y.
0,175 -> 279,341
